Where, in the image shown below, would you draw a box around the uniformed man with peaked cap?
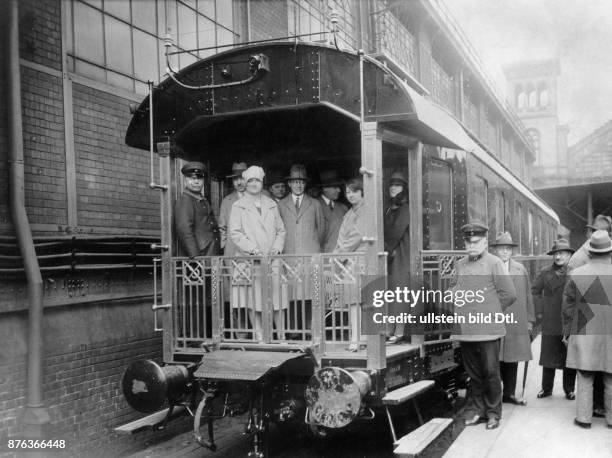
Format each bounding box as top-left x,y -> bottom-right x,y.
174,161 -> 220,257
451,222 -> 517,430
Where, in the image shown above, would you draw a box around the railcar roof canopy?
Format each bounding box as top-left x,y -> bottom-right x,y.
125,42 -> 476,155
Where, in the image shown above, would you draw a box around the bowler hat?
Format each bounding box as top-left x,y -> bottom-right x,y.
389,171 -> 408,187
490,232 -> 517,247
266,169 -> 285,187
587,230 -> 612,253
286,164 -> 309,181
181,161 -> 206,177
319,169 -> 344,187
461,222 -> 488,242
227,162 -> 248,178
586,214 -> 612,232
546,238 -> 575,255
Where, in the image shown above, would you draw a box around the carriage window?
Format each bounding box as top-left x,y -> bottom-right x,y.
495,191 -> 506,234
426,160 -> 453,250
468,176 -> 488,227
528,210 -> 534,255
515,201 -> 522,254
67,0 -> 240,94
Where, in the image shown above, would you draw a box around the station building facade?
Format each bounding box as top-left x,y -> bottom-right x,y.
0,0 -> 543,454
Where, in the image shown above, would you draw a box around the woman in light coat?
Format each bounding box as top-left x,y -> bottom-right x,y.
229,166 -> 286,340
334,177 -> 367,351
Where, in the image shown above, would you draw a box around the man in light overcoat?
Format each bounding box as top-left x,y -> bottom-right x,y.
491,232 -> 534,406
562,229 -> 612,428
218,162 -> 248,257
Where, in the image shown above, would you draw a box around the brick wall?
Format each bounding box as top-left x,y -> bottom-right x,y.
72,83 -> 160,232
22,67 -> 67,227
18,0 -> 63,72
249,0 -> 288,41
0,299 -> 191,457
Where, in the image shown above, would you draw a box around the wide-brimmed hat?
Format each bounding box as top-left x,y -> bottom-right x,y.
546,238 -> 575,255
490,232 -> 517,247
587,230 -> 612,253
586,214 -> 612,232
227,162 -> 248,178
181,161 -> 205,177
461,222 -> 488,242
319,169 -> 344,187
286,164 -> 309,181
389,171 -> 408,187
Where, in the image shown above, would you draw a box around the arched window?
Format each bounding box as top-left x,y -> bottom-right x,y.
517,92 -> 527,109
526,128 -> 540,163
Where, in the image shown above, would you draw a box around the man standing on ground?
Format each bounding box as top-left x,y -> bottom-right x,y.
531,238 -> 576,400
491,232 -> 534,406
451,223 -> 517,430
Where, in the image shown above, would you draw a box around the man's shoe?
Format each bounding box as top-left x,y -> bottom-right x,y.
537,390 -> 552,398
565,392 -> 575,400
503,395 -> 527,406
486,418 -> 500,430
464,414 -> 484,426
574,418 -> 591,429
593,407 -> 606,418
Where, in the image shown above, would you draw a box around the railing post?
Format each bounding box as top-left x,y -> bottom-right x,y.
157,141 -> 173,361
261,256 -> 272,343
312,254 -> 324,357
211,257 -> 221,348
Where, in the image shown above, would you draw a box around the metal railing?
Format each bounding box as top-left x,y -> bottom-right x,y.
169,254 -> 366,352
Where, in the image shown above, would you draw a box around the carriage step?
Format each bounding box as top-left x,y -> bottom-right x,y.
114,406 -> 186,435
382,380 -> 435,405
393,417 -> 453,457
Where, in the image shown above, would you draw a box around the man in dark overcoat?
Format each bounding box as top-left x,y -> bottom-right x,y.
174,162 -> 219,258
531,238 -> 576,399
491,232 -> 534,406
451,223 -> 517,430
318,169 -> 348,253
278,164 -> 325,335
562,230 -> 612,428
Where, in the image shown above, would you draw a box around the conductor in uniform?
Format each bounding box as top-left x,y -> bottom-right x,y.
451,223 -> 517,430
174,162 -> 219,257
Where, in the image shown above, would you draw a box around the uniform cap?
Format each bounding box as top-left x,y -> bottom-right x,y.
461,222 -> 488,242
547,238 -> 575,255
181,161 -> 206,177
490,232 -> 517,247
587,230 -> 612,253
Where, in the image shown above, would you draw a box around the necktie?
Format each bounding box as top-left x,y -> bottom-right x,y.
328,200 -> 333,211
295,196 -> 300,212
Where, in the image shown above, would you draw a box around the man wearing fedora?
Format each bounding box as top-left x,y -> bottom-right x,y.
491,232 -> 535,406
568,214 -> 612,417
174,161 -> 220,258
219,162 -> 248,257
451,222 -> 517,430
531,238 -> 576,400
278,164 -> 325,336
318,169 -> 348,252
562,230 -> 612,429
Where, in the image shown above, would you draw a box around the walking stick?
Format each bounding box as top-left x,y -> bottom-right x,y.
522,327 -> 537,398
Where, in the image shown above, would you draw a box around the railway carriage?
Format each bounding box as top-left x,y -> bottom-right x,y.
118,39 -> 558,456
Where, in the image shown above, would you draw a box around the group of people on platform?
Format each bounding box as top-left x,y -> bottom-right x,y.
452,217 -> 612,431
174,160 -> 411,351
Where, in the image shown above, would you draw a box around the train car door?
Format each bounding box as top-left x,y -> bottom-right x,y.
425,158 -> 453,250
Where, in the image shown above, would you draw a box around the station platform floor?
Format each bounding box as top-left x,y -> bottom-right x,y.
444,335 -> 612,458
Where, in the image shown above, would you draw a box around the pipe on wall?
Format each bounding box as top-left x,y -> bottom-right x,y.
6,0 -> 50,435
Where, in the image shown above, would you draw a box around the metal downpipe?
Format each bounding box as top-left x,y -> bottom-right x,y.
6,0 -> 49,435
